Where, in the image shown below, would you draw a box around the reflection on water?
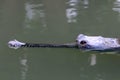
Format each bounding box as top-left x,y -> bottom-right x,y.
79,0 -> 89,9
113,0 -> 120,13
66,0 -> 78,23
20,53 -> 28,80
25,2 -> 47,31
66,0 -> 89,23
89,54 -> 96,66
113,0 -> 120,21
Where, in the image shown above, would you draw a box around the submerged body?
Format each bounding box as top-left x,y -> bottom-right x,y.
8,34 -> 120,52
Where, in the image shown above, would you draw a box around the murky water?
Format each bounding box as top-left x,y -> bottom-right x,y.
0,0 -> 120,80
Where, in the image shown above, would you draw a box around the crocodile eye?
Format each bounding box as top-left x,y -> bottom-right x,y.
80,40 -> 87,45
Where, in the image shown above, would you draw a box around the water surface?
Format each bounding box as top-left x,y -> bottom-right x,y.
0,0 -> 120,80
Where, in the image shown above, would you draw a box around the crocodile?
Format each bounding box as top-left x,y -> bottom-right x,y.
8,34 -> 120,52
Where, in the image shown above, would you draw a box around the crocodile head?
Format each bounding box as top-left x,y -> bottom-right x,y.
76,34 -> 106,50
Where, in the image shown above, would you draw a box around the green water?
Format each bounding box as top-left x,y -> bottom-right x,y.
0,0 -> 120,80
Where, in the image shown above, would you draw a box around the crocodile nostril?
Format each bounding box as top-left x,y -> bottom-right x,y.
80,40 -> 87,45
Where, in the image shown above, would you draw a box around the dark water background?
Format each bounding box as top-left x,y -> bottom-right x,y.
0,0 -> 120,80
